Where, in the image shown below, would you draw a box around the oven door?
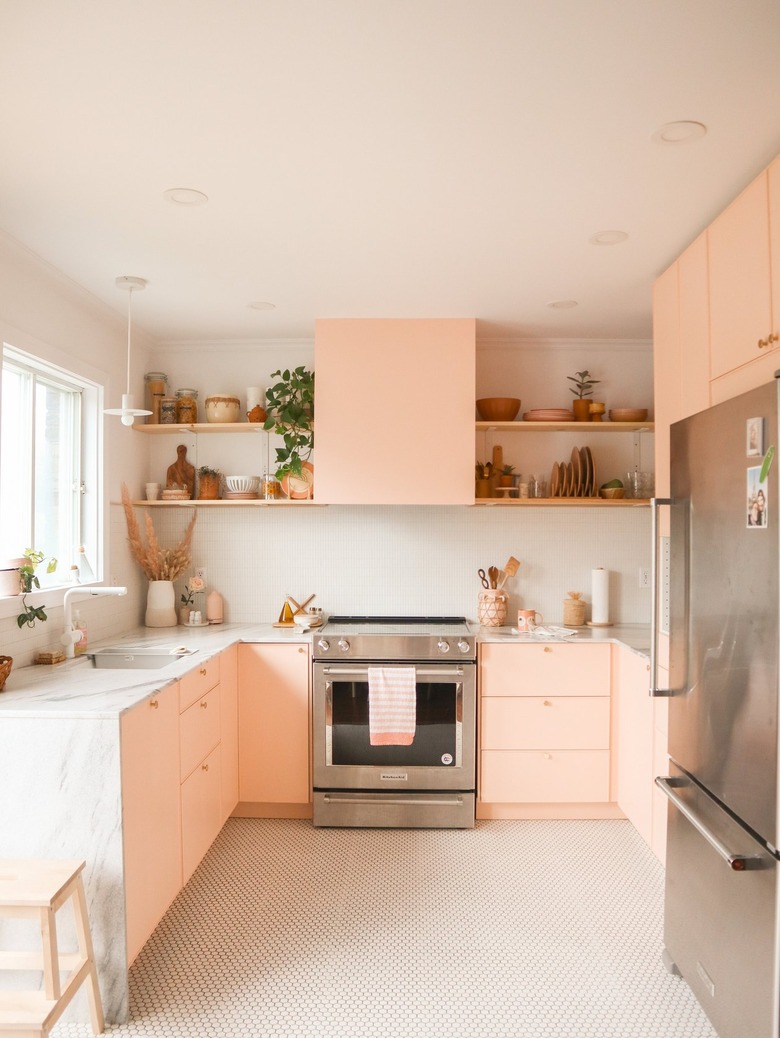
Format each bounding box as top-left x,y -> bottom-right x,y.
312,661 -> 476,793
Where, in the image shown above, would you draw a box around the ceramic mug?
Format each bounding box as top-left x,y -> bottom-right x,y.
145,482 -> 160,501
517,609 -> 543,633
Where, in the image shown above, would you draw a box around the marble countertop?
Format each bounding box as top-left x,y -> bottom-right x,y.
0,621 -> 650,720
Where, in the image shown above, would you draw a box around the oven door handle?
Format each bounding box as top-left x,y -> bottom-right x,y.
320,666 -> 467,679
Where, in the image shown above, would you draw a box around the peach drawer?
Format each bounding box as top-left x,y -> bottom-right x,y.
180,687 -> 220,779
481,749 -> 610,803
481,696 -> 610,750
480,642 -> 609,697
181,745 -> 221,882
179,656 -> 220,712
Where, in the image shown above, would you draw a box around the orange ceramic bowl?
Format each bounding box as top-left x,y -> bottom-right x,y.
476,398 -> 521,422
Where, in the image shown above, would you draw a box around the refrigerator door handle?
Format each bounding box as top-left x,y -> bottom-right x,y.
650,496 -> 675,697
655,776 -> 766,871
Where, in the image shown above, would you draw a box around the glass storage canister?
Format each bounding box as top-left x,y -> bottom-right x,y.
261,473 -> 281,500
144,371 -> 168,424
175,388 -> 198,425
159,396 -> 178,424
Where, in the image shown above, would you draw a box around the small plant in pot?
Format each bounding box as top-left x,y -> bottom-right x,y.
263,366 -> 314,483
17,549 -> 58,629
498,464 -> 516,488
567,369 -> 600,421
197,466 -> 222,500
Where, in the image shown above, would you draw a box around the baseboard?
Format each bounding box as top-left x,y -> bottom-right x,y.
476,802 -> 625,820
232,802 -> 313,819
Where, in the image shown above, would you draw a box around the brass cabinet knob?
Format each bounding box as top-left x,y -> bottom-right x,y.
543,752 -> 552,760
150,699 -> 159,709
202,763 -> 209,772
200,700 -> 208,708
200,667 -> 207,676
543,646 -> 552,653
543,699 -> 552,707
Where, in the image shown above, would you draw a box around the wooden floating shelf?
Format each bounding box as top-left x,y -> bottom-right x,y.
472,498 -> 651,507
132,423 -> 265,434
476,421 -> 654,433
125,499 -> 323,508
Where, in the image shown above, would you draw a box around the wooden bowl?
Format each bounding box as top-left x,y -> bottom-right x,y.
476,398 -> 521,422
599,487 -> 625,499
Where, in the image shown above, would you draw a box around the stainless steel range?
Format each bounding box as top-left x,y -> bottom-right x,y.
312,616 -> 476,828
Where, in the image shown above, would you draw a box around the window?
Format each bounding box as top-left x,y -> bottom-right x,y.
1,344 -> 100,588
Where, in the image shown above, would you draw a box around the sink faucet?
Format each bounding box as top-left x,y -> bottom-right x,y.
61,586 -> 128,658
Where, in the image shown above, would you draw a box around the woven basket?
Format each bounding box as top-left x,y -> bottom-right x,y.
478,590 -> 508,627
0,656 -> 13,691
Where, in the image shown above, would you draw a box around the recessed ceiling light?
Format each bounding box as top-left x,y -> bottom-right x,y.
589,230 -> 629,246
546,299 -> 578,309
163,187 -> 209,206
247,301 -> 276,311
652,120 -> 707,145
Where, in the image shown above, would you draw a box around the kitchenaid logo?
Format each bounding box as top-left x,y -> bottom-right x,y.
380,772 -> 408,782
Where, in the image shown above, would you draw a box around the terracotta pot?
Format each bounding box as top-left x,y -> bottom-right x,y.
198,473 -> 221,499
499,475 -> 514,487
572,399 -> 591,422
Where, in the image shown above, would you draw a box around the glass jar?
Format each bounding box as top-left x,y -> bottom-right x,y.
144,371 -> 168,424
261,473 -> 280,500
159,396 -> 178,424
175,388 -> 199,425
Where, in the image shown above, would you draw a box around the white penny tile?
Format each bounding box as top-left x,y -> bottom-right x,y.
53,818 -> 716,1038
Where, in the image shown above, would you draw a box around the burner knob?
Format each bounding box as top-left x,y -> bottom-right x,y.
458,640 -> 471,653
337,638 -> 351,653
316,638 -> 330,653
437,639 -> 451,653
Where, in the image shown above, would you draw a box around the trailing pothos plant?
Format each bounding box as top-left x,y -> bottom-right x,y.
263,366 -> 315,481
17,549 -> 58,629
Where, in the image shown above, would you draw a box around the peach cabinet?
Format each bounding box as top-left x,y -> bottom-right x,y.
237,643 -> 311,817
477,642 -> 618,820
313,318 -> 476,504
181,746 -> 222,883
613,644 -> 653,847
219,644 -> 239,822
707,159 -> 780,403
120,682 -> 182,964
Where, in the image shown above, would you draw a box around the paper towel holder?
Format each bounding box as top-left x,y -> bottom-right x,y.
587,566 -> 613,627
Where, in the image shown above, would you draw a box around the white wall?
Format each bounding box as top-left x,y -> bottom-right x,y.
0,248 -> 654,667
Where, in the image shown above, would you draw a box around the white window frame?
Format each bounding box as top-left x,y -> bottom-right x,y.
0,333 -> 104,619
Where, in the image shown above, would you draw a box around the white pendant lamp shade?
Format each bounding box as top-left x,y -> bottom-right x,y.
104,275 -> 153,426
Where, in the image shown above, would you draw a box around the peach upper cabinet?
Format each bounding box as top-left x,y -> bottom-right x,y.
314,318 -> 476,504
708,156 -> 780,396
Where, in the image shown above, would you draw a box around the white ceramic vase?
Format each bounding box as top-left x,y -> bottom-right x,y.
145,580 -> 177,628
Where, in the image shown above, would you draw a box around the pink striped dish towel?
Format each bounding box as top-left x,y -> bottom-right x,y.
368,666 -> 417,746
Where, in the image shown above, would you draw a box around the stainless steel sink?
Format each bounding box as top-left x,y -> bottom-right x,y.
89,646 -> 199,669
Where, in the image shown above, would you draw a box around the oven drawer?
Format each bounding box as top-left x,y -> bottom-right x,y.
481,696 -> 610,750
481,749 -> 610,803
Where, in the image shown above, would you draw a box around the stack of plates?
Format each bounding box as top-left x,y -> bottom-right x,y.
523,408 -> 575,422
549,446 -> 596,498
608,408 -> 648,422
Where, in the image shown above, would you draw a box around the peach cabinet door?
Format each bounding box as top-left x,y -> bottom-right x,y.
771,156 -> 780,342
181,746 -> 222,883
613,645 -> 654,847
481,749 -> 610,803
708,170 -> 772,379
314,318 -> 476,504
652,260 -> 681,502
121,683 -> 182,963
238,644 -> 310,804
678,233 -> 711,420
180,687 -> 221,780
179,655 -> 220,712
219,645 -> 239,821
481,696 -> 610,751
479,643 -> 610,697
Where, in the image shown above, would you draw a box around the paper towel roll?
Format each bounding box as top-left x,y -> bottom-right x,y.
591,567 -> 610,625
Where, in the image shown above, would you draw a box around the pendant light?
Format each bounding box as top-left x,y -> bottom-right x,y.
104,275 -> 153,426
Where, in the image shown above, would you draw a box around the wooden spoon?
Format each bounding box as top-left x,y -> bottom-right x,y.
497,556 -> 520,589
488,566 -> 499,589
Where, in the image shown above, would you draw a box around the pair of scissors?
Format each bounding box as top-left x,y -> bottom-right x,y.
478,568 -> 490,589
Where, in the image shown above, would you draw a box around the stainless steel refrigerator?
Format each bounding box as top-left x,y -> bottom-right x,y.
653,376 -> 780,1038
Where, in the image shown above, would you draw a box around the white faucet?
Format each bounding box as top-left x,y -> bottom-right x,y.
61,586 -> 128,658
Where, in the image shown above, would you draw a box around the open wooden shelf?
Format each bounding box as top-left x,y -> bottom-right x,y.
126,498 -> 322,508
473,497 -> 651,507
476,421 -> 654,433
132,423 -> 265,434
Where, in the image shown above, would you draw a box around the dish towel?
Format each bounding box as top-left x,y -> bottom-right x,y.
368,666 -> 417,746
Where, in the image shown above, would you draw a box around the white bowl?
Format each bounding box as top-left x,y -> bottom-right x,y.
293,613 -> 313,629
205,396 -> 241,423
224,475 -> 261,494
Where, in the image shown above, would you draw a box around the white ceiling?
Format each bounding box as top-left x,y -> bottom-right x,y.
1,0 -> 779,344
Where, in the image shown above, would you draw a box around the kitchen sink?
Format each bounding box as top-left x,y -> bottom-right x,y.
89,646 -> 199,670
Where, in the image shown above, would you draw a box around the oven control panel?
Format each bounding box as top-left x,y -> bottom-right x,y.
313,633 -> 476,661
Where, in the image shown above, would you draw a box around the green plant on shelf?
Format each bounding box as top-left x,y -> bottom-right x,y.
17,549 -> 57,629
567,370 -> 600,399
263,366 -> 314,482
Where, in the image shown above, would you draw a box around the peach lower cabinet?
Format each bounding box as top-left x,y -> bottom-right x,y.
478,641 -> 665,860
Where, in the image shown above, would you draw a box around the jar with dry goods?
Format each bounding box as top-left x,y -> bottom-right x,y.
144,371 -> 168,424
261,473 -> 280,500
159,396 -> 178,424
175,388 -> 199,425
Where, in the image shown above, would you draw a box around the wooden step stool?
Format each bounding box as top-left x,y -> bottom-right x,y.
0,860 -> 104,1037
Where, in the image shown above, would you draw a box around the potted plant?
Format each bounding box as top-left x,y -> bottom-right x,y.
498,464 -> 516,488
567,370 -> 600,422
263,366 -> 314,482
17,549 -> 58,629
197,466 -> 221,500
